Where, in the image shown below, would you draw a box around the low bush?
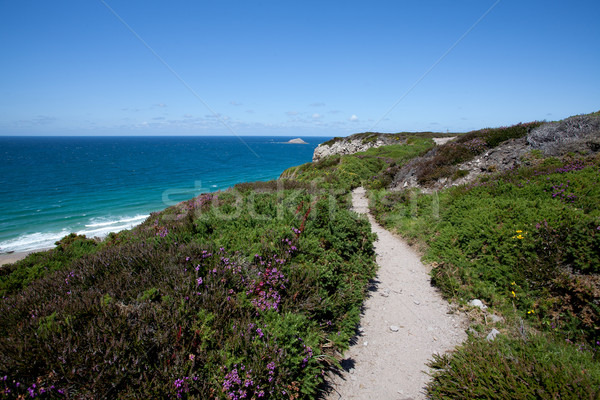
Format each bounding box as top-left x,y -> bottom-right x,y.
0,187 -> 376,399
414,122 -> 543,184
0,233 -> 99,296
427,334 -> 600,399
372,152 -> 600,398
374,155 -> 600,344
281,136 -> 435,191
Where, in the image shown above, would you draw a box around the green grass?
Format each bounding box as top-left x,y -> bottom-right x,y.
427,334 -> 600,399
0,187 -> 376,399
281,136 -> 435,191
0,233 -> 100,296
371,152 -> 600,398
3,114 -> 599,398
413,122 -> 543,185
319,131 -> 454,147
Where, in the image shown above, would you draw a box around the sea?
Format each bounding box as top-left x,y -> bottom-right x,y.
0,136 -> 330,253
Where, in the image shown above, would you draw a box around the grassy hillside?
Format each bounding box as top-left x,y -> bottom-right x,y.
1,115 -> 599,399
281,136 -> 436,190
371,139 -> 600,396
0,132 -> 435,399
0,184 -> 377,399
402,122 -> 544,186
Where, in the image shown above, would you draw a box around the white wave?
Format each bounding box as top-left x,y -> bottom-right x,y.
0,230 -> 71,253
85,215 -> 148,228
77,214 -> 148,239
0,214 -> 149,254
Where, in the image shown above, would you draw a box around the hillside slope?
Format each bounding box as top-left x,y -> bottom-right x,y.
371,112 -> 600,399
1,111 -> 598,399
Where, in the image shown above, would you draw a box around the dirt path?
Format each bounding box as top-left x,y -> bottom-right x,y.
325,187 -> 466,400
432,136 -> 455,146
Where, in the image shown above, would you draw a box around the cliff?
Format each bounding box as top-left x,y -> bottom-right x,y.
313,132 -> 415,161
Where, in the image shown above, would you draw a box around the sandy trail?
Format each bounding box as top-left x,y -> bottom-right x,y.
326,187 -> 466,400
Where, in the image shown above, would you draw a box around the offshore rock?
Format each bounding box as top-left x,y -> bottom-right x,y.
287,138 -> 308,144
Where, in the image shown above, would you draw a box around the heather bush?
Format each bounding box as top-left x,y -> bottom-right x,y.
427,334 -> 600,399
0,233 -> 99,296
372,155 -> 600,345
0,187 -> 376,399
372,151 -> 600,398
415,122 -> 543,184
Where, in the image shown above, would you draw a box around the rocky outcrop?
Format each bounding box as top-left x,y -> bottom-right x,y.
527,114 -> 600,156
312,133 -> 404,162
391,137 -> 533,193
391,113 -> 600,193
313,138 -> 385,161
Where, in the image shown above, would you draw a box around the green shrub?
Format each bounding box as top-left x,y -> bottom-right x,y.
372,155 -> 600,345
415,122 -> 543,185
282,137 -> 434,191
427,335 -> 600,399
0,186 -> 376,399
0,234 -> 99,296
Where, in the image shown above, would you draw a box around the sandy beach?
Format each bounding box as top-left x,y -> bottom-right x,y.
0,249 -> 50,267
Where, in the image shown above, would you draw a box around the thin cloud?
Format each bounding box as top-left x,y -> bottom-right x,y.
312,113 -> 322,119
349,114 -> 359,122
310,102 -> 326,107
230,101 -> 243,106
286,111 -> 299,116
16,115 -> 57,126
33,115 -> 57,125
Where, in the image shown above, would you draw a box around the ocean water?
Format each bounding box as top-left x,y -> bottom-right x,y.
0,136 -> 329,253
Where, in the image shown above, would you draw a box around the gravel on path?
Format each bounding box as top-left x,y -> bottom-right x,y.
325,187 -> 466,400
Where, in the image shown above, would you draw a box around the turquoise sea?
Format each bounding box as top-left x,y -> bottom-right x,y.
0,136 -> 329,253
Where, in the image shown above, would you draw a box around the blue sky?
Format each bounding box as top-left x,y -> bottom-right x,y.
0,1 -> 598,136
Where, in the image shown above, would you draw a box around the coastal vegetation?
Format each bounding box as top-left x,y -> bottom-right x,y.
371,153 -> 600,397
281,136 -> 436,191
319,131 -> 453,148
410,122 -> 543,184
0,186 -> 376,398
1,112 -> 599,398
369,115 -> 600,398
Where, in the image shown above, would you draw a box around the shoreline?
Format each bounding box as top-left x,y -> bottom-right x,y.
0,248 -> 52,267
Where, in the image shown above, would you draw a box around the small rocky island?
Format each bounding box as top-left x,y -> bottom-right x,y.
286,138 -> 308,144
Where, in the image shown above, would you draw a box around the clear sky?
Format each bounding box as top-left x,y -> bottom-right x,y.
1,1 -> 598,136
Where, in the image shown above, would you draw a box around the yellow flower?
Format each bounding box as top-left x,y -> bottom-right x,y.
516,230 -> 523,233
511,282 -> 516,285
516,235 -> 524,240
511,291 -> 516,297
527,310 -> 535,314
